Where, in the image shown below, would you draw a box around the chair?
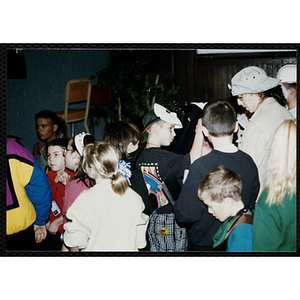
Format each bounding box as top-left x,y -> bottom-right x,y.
56,78 -> 92,136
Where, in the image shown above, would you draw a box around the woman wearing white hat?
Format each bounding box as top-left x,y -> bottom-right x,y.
230,66 -> 293,195
277,64 -> 297,119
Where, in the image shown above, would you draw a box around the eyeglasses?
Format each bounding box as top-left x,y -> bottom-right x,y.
237,95 -> 244,101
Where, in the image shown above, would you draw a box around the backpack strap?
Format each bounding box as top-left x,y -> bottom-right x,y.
225,213 -> 253,240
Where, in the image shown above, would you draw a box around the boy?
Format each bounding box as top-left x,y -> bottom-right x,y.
198,166 -> 253,252
45,138 -> 73,250
137,103 -> 204,251
174,99 -> 259,251
33,110 -> 69,173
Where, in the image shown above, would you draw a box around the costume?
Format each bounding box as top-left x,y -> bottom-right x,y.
6,139 -> 52,249
136,147 -> 190,251
63,178 -> 89,224
253,189 -> 296,252
174,149 -> 259,250
213,210 -> 253,252
64,183 -> 149,251
238,97 -> 293,192
48,168 -> 74,234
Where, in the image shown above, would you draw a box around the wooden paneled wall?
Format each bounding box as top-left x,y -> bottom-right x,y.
196,52 -> 297,103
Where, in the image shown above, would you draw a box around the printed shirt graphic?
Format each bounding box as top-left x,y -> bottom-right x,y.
140,163 -> 168,209
137,148 -> 190,212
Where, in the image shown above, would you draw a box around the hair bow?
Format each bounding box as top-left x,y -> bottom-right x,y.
117,160 -> 132,185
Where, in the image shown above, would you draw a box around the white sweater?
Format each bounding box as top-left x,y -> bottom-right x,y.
64,183 -> 149,251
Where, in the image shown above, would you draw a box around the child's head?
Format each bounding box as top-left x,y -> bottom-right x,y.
142,103 -> 182,145
198,166 -> 243,222
65,132 -> 96,171
82,141 -> 129,195
47,138 -> 69,172
202,100 -> 237,137
102,121 -> 142,160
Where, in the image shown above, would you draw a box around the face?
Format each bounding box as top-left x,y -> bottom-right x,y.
202,197 -> 232,222
64,140 -> 80,171
36,118 -> 58,142
237,93 -> 261,113
47,145 -> 65,172
158,121 -> 176,146
84,165 -> 99,180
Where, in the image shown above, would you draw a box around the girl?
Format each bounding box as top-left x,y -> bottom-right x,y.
63,141 -> 149,251
63,132 -> 96,225
102,121 -> 158,216
253,120 -> 296,251
61,132 -> 95,251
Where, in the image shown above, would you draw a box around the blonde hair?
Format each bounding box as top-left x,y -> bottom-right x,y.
198,166 -> 242,203
265,120 -> 296,206
82,141 -> 128,196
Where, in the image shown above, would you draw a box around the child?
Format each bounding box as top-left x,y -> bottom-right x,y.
174,99 -> 260,251
63,132 -> 96,225
63,141 -> 149,251
136,103 -> 204,251
61,132 -> 96,251
198,166 -> 253,252
46,138 -> 74,250
253,120 -> 296,251
102,121 -> 158,216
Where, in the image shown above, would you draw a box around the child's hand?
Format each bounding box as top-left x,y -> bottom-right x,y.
55,170 -> 70,185
34,225 -> 47,243
48,221 -> 59,235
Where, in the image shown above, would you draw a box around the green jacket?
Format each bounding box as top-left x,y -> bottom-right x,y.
253,189 -> 296,252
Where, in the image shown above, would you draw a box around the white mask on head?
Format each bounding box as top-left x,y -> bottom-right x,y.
281,85 -> 290,100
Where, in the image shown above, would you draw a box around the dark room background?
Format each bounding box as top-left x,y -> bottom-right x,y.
6,46 -> 297,153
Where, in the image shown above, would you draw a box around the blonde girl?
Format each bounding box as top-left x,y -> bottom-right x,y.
253,120 -> 296,251
63,141 -> 149,251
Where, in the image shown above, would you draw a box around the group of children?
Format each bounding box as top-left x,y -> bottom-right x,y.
35,95 -> 296,252
33,70 -> 296,252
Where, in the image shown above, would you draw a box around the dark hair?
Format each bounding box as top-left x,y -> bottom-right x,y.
102,121 -> 142,160
47,138 -> 69,151
202,100 -> 236,137
69,134 -> 96,187
35,110 -> 69,137
259,85 -> 287,107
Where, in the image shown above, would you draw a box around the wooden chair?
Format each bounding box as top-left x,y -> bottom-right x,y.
56,78 -> 92,136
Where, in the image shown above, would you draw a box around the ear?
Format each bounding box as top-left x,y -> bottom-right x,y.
53,124 -> 58,133
290,87 -> 296,95
223,197 -> 234,207
202,126 -> 209,138
234,121 -> 239,133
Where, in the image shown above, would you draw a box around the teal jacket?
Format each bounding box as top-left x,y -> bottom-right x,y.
253,189 -> 296,252
213,210 -> 253,252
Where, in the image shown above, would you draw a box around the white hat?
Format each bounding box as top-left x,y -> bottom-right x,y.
75,132 -> 90,156
230,66 -> 280,96
277,64 -> 297,83
142,103 -> 182,142
154,103 -> 182,129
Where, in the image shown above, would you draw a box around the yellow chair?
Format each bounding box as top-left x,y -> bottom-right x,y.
56,78 -> 92,136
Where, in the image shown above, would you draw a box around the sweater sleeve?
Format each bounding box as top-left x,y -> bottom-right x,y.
63,194 -> 91,249
24,158 -> 52,226
174,161 -> 205,223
